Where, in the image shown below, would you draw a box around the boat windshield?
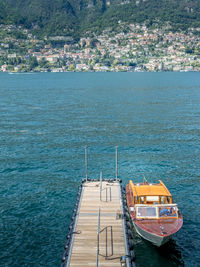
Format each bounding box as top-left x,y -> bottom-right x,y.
159,206 -> 177,218
136,204 -> 178,219
137,206 -> 157,218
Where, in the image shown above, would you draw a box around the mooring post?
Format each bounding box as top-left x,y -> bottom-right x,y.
116,146 -> 118,181
85,145 -> 88,181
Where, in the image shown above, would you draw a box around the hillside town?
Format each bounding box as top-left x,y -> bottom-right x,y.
0,23 -> 200,72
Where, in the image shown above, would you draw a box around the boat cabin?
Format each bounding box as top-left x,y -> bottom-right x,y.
128,180 -> 172,205
128,180 -> 178,219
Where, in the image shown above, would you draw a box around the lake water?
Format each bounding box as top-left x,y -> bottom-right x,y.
0,72 -> 200,267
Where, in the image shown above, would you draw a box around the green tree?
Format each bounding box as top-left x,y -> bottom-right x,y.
28,56 -> 38,70
39,58 -> 49,68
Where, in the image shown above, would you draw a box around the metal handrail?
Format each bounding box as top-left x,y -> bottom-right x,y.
96,208 -> 101,267
99,172 -> 112,202
99,226 -> 113,258
96,208 -> 114,265
100,187 -> 112,202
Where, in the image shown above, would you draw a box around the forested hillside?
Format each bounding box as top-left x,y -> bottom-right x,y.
0,0 -> 200,37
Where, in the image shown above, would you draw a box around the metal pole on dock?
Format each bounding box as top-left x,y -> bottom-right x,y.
100,172 -> 103,201
115,146 -> 118,181
96,207 -> 100,267
100,171 -> 102,191
85,145 -> 88,181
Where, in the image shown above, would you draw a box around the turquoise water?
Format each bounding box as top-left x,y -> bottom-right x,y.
0,72 -> 200,267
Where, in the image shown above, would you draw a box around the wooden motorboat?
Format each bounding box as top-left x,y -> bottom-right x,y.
126,180 -> 183,247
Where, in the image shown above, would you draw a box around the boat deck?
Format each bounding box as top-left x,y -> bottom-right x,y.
64,180 -> 129,267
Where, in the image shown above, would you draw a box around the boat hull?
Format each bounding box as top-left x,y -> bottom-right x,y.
126,184 -> 183,247
133,221 -> 171,247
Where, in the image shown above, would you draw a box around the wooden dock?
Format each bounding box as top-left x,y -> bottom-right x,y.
62,179 -> 133,267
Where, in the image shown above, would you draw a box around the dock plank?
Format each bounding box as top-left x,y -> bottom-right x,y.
67,181 -> 127,267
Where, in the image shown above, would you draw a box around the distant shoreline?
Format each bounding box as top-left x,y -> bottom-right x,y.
1,24 -> 200,73
1,70 -> 200,74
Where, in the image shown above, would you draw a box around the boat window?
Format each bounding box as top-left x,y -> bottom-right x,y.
137,206 -> 157,218
146,196 -> 159,202
140,197 -> 144,204
161,196 -> 166,204
159,206 -> 177,217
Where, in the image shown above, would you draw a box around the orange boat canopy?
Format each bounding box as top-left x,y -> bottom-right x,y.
129,180 -> 172,197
